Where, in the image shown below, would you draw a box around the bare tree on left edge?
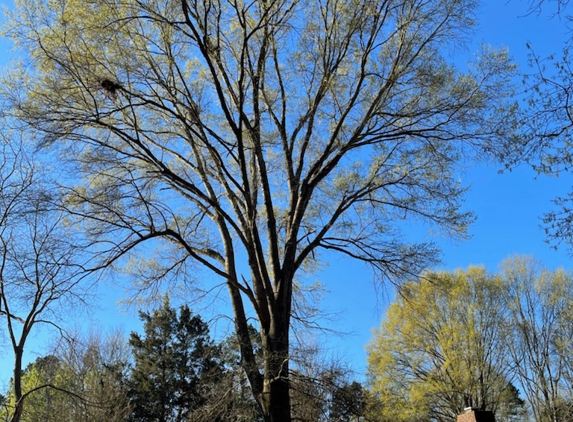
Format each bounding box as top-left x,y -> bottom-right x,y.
0,135 -> 92,422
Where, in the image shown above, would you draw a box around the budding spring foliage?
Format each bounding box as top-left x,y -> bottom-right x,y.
367,267 -> 515,421
3,0 -> 518,282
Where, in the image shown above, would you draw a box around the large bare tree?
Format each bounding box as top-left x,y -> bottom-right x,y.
0,135 -> 89,422
501,256 -> 573,422
3,0 -> 518,420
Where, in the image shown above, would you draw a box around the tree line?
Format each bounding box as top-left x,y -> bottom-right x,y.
1,298 -> 368,422
368,256 -> 573,422
5,255 -> 573,422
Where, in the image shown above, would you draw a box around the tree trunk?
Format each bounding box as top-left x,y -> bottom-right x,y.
266,375 -> 290,422
11,347 -> 24,422
260,320 -> 291,422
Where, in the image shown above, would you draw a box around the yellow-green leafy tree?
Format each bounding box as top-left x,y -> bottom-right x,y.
3,356 -> 77,422
3,332 -> 131,422
3,0 -> 520,420
367,267 -> 523,421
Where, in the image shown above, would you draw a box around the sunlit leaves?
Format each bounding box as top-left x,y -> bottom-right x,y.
367,266 -> 516,421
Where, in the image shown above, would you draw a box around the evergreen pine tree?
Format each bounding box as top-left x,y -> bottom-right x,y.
128,298 -> 222,422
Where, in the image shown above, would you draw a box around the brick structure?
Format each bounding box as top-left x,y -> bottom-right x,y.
457,407 -> 496,422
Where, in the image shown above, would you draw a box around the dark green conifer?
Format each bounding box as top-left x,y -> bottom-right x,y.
128,298 -> 222,422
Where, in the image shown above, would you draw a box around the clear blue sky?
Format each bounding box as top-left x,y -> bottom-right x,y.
1,0 -> 573,388
302,0 -> 573,378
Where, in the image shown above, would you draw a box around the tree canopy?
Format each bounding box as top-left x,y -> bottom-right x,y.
2,336 -> 132,422
128,299 -> 224,422
367,266 -> 522,421
1,303 -> 267,422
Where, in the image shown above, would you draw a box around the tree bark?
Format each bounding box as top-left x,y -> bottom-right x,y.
11,346 -> 24,422
262,323 -> 290,422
